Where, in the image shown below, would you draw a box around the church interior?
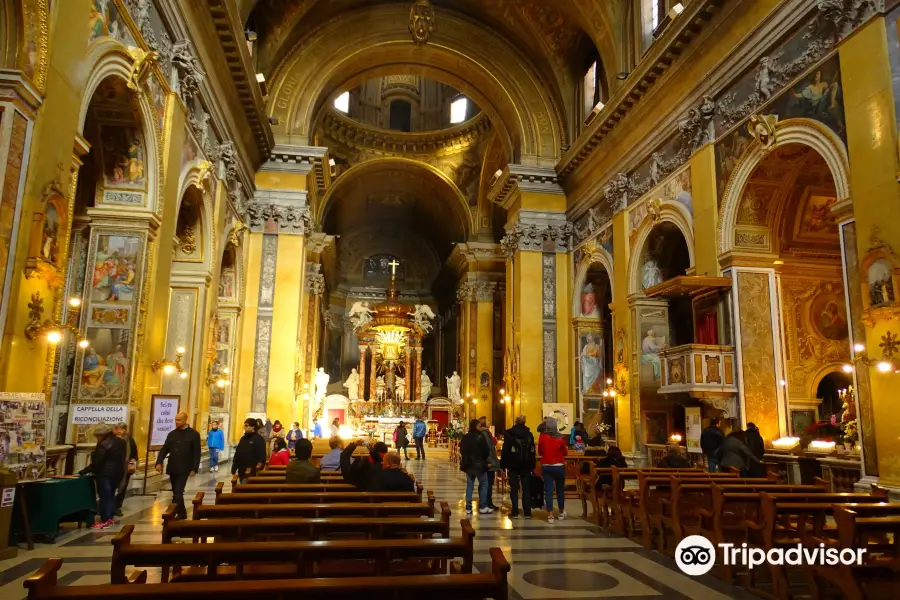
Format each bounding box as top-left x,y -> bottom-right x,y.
3,0 -> 900,598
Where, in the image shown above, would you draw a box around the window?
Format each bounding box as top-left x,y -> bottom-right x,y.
450,97 -> 468,124
651,0 -> 665,30
389,100 -> 412,131
582,60 -> 603,123
334,91 -> 350,113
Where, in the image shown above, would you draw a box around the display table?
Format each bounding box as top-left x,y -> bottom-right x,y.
10,477 -> 97,547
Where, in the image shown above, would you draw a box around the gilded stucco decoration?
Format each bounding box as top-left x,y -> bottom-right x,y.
20,0 -> 50,93
860,227 -> 900,327
736,271 -> 781,443
408,0 -> 436,45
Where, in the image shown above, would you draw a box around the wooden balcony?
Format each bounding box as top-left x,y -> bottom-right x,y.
657,344 -> 738,397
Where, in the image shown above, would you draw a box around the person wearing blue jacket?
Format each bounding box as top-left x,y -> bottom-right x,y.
207,420 -> 225,472
412,416 -> 428,460
569,421 -> 588,447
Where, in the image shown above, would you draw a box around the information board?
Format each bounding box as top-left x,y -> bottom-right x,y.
71,404 -> 128,426
685,407 -> 702,453
0,391 -> 46,480
150,395 -> 180,448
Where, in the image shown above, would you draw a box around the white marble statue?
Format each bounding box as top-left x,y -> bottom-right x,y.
420,369 -> 433,403
395,376 -> 406,401
375,375 -> 386,401
348,301 -> 375,331
314,367 -> 330,400
408,304 -> 436,333
342,368 -> 360,401
446,370 -> 461,402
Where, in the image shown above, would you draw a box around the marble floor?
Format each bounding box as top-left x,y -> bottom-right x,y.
0,453 -> 752,599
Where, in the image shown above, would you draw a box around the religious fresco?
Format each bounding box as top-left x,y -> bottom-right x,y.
90,234 -> 140,303
810,288 -> 848,341
88,0 -> 136,46
886,5 -> 900,131
578,331 -> 603,395
79,328 -> 130,400
88,307 -> 129,327
867,259 -> 895,308
181,123 -> 201,166
639,321 -> 667,387
637,223 -> 690,291
644,411 -> 669,445
145,72 -> 167,132
100,125 -> 146,190
218,266 -> 236,301
211,312 -> 236,411
714,126 -> 753,202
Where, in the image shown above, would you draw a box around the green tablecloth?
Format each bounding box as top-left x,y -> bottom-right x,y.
9,477 -> 97,543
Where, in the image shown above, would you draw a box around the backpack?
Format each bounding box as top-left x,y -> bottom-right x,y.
504,431 -> 536,472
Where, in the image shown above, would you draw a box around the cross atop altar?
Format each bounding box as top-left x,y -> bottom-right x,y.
388,259 -> 400,279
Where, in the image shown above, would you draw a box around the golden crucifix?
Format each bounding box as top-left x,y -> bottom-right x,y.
388,258 -> 400,280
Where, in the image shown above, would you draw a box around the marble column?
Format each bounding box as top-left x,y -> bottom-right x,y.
358,344 -> 368,400
369,346 -> 377,400
414,345 -> 423,402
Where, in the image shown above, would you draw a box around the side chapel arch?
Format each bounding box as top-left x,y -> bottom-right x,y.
627,203 -> 695,297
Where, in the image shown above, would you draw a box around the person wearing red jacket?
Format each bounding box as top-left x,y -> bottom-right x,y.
268,437 -> 291,466
538,417 -> 568,523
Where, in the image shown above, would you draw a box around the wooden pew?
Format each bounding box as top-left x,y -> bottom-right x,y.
214,489 -> 430,506
227,482 -> 356,494
111,521 -> 477,583
163,502 -> 453,543
24,549 -> 511,600
241,473 -> 345,483
744,491 -> 891,599
811,504 -> 900,600
192,492 -> 437,519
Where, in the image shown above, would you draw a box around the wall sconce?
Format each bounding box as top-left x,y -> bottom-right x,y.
206,365 -> 230,388
848,332 -> 900,374
602,376 -> 626,398
25,293 -> 89,347
152,347 -> 186,377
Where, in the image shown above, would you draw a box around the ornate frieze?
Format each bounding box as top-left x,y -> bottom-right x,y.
542,253 -> 555,319
170,40 -> 205,103
502,210 -> 573,254
305,263 -> 325,295
245,189 -> 311,235
456,282 -> 474,304
473,282 -> 496,303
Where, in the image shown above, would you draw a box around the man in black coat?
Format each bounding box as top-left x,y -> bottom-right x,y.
340,440 -> 389,491
155,412 -> 201,520
231,418 -> 268,482
700,418 -> 725,473
500,415 -> 536,518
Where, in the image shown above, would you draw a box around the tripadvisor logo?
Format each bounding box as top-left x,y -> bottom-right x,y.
674,535 -> 867,577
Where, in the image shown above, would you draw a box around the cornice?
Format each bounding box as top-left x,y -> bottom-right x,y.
557,0 -> 727,178
489,164 -> 564,209
0,69 -> 44,116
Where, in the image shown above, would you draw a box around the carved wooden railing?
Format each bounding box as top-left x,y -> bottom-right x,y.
818,457 -> 862,493
658,344 -> 738,397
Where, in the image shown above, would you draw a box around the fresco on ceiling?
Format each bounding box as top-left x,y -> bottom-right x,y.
100,125 -> 146,190
88,0 -> 135,46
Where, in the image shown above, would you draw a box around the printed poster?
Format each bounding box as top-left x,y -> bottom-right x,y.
0,392 -> 47,481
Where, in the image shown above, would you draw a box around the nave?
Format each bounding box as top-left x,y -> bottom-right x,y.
0,454 -> 748,600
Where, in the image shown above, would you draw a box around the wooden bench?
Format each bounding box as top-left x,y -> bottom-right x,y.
227,482 -> 356,494
214,489 -> 430,506
193,492 -> 437,519
240,473 -> 345,483
744,491 -> 892,599
112,521 -> 476,583
811,504 -> 900,600
163,502 -> 453,543
24,549 -> 511,600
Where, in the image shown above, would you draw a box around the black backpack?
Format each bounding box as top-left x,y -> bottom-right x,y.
504,432 -> 536,472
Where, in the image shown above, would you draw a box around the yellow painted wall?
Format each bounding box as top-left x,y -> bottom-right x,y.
476,298 -> 493,418
555,252 -> 573,405
514,251 -> 544,429
839,18 -> 900,485
690,144 -> 720,277
268,234 -> 305,424
610,211 -> 634,453
233,233 -> 263,441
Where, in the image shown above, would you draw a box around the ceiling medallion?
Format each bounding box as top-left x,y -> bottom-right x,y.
409,0 -> 435,46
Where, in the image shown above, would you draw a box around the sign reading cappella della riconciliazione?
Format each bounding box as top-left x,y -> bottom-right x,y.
2,0 -> 900,498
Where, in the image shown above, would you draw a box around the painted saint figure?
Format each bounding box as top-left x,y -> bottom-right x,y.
580,334 -> 603,394
580,283 -> 600,318
641,259 -> 664,290
641,330 -> 665,382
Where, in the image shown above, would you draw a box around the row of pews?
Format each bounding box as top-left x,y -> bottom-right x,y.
23,463 -> 511,599
575,462 -> 900,599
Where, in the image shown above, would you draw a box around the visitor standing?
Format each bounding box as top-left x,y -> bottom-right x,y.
271,420 -> 285,445
206,420 -> 225,473
319,436 -> 344,471
478,416 -> 501,510
460,419 -> 491,515
500,414 -> 536,519
154,412 -> 201,521
231,417 -> 267,482
330,417 -> 341,438
310,417 -> 323,439
286,422 -> 303,450
285,439 -> 321,483
394,421 -> 409,460
745,422 -> 766,477
538,418 -> 568,523
80,423 -> 126,529
569,421 -> 588,447
412,415 -> 427,460
269,437 -> 291,466
700,418 -> 725,473
718,430 -> 760,477
113,422 -> 137,517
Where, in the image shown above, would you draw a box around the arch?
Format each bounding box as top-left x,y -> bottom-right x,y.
77,40 -> 162,214
808,365 -> 850,403
718,118 -> 851,257
174,164 -> 215,273
319,157 -> 474,238
269,5 -> 565,164
627,202 -> 695,297
572,246 -> 615,317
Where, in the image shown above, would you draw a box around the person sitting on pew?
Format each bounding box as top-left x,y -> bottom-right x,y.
745,422 -> 766,477
286,438 -> 321,483
370,451 -> 416,491
340,439 -> 390,491
656,445 -> 692,468
717,430 -> 760,477
320,435 -> 344,471
269,437 -> 291,466
232,418 -> 267,482
594,445 -> 628,488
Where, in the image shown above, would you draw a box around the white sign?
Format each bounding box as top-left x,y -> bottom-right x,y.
1,487 -> 14,508
685,407 -> 702,453
542,403 -> 576,434
71,405 -> 127,425
150,396 -> 180,447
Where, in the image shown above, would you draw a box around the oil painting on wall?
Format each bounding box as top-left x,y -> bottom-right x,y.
218,266 -> 236,301
79,328 -> 131,401
578,331 -> 604,396
182,123 -> 201,166
100,125 -> 146,190
90,234 -> 141,303
88,0 -> 136,46
211,313 -> 236,410
639,322 -> 668,387
146,72 -> 167,132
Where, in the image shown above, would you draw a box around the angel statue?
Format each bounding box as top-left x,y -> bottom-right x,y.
446,371 -> 461,402
314,367 -> 330,401
342,368 -> 360,401
420,369 -> 433,403
395,376 -> 406,401
348,301 -> 375,331
408,304 -> 436,333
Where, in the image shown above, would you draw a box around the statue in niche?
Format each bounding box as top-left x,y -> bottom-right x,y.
343,368 -> 360,401
868,259 -> 894,307
446,371 -> 461,402
641,259 -> 664,290
420,370 -> 432,402
314,367 -> 330,401
375,375 -> 386,401
395,376 -> 406,401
